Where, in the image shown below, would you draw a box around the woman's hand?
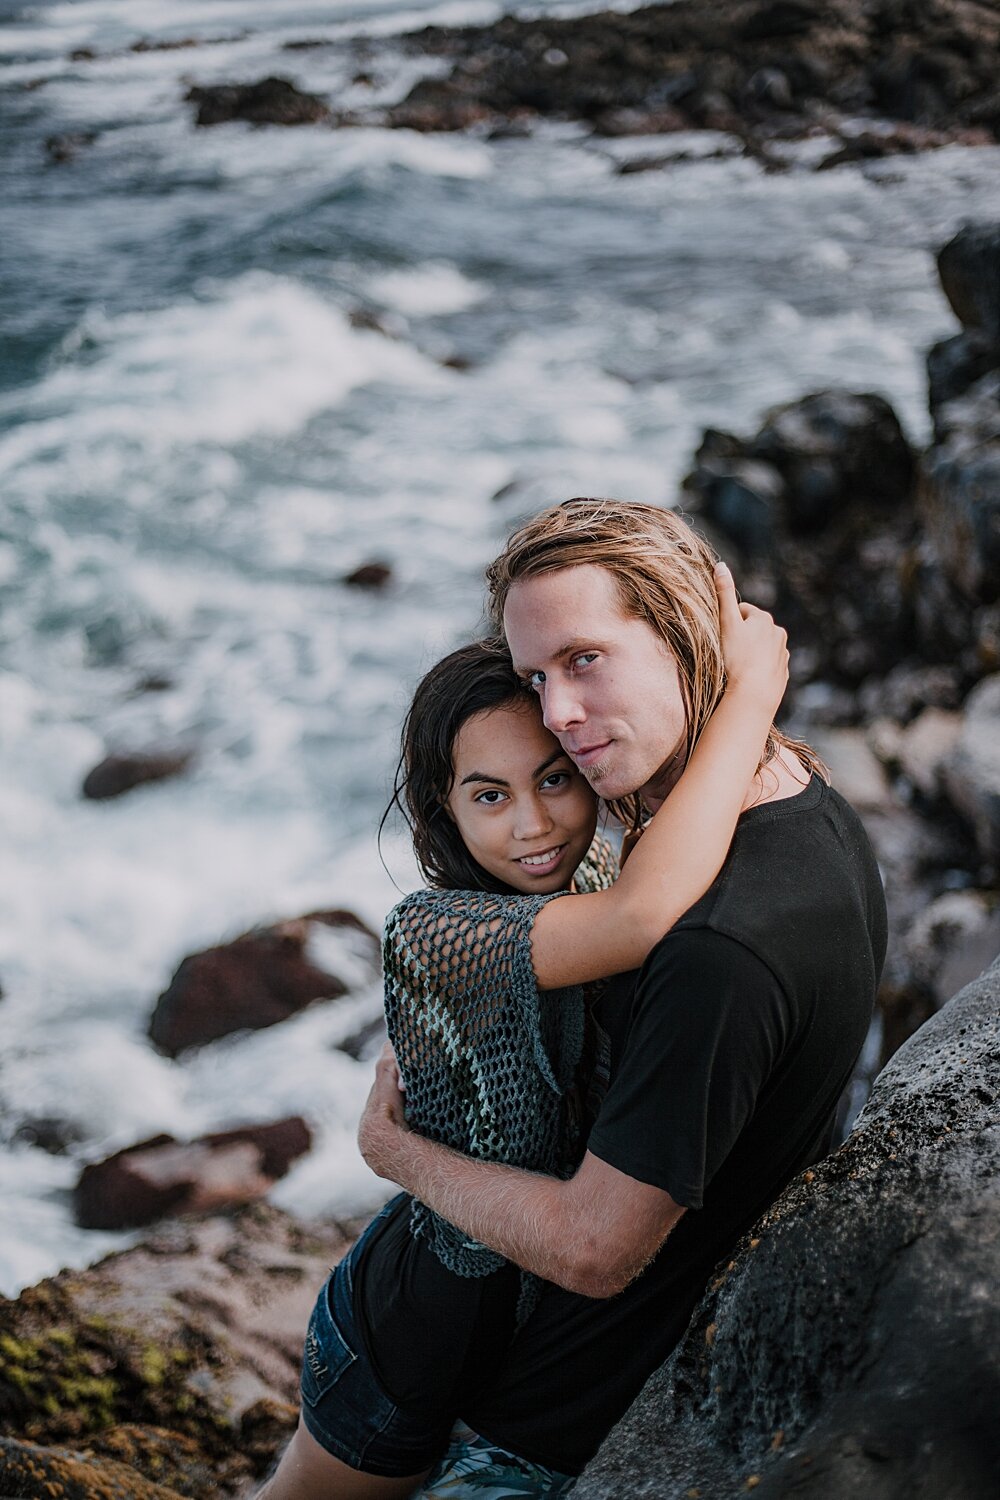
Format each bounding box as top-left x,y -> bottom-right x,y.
715,560 -> 788,715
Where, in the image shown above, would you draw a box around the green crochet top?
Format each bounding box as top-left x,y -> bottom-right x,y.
382,834 -> 619,1308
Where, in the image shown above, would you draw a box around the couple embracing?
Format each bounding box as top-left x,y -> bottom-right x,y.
261,498 -> 887,1499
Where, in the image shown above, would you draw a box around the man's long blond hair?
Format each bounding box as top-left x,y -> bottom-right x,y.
486,497 -> 826,828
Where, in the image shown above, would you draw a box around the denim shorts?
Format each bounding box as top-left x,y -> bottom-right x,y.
300,1195 -> 454,1477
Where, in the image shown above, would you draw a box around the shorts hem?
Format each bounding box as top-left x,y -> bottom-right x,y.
301,1401 -> 438,1479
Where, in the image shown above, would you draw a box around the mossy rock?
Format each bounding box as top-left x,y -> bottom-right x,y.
0,1434 -> 185,1499
0,1205 -> 353,1495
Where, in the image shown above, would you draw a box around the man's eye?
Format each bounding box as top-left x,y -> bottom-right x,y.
475,789 -> 507,806
572,653 -> 598,670
527,670 -> 546,689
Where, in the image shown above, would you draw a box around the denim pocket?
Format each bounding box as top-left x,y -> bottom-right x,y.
301,1274 -> 357,1408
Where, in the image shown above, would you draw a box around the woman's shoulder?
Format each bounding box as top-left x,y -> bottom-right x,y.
385,885 -> 521,940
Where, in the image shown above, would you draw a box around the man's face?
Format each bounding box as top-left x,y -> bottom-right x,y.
503,563 -> 688,808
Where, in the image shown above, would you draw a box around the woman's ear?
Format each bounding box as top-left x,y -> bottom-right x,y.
437,793 -> 456,825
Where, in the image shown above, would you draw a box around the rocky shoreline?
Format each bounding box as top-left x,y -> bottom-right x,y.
5,0 -> 999,1488
168,0 -> 1000,177
681,218 -> 1000,1081
3,212 -> 998,1489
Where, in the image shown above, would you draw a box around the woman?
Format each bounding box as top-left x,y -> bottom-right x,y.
260,565 -> 788,1499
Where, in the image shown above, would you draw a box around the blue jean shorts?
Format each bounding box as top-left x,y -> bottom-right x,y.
300,1195 -> 454,1477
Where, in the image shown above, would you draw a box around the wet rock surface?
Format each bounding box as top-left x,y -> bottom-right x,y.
575,956 -> 1000,1500
186,76 -> 331,127
148,908 -> 380,1056
679,220 -> 1000,1071
74,1118 -> 313,1231
0,1205 -> 357,1497
343,560 -> 393,590
338,0 -> 1000,152
81,751 -> 195,801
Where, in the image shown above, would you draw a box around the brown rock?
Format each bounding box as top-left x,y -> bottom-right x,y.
74,1118 -> 312,1231
82,750 -> 194,801
148,908 -> 378,1055
344,561 -> 393,589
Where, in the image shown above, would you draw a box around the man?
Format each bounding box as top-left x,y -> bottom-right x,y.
360,497 -> 887,1484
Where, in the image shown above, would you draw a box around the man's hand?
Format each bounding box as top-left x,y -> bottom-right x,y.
358,1041 -> 410,1181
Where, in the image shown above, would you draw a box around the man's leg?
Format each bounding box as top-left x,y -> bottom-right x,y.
257,1417 -> 431,1500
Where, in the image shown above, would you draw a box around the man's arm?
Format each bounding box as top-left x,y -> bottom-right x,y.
358,1046 -> 685,1298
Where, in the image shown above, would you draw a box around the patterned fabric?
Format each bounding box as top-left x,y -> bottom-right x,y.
417,1421 -> 576,1497
382,834 -> 618,1297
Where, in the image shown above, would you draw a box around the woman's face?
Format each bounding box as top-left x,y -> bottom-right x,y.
445,699 -> 598,894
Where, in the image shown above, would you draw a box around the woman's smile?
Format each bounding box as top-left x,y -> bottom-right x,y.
445,700 -> 597,894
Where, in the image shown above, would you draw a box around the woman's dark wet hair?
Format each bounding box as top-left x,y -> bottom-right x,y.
381,639 -> 537,895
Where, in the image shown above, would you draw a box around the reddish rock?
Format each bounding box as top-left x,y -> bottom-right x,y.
74,1118 -> 312,1231
82,750 -> 194,801
343,561 -> 393,589
148,909 -> 379,1056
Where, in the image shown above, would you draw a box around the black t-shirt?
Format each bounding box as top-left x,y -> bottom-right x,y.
459,776 -> 887,1473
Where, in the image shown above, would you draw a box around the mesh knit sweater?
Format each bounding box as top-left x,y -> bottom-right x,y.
382,834 -> 619,1301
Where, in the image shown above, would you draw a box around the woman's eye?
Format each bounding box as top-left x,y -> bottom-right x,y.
541,772 -> 570,790
474,789 -> 507,806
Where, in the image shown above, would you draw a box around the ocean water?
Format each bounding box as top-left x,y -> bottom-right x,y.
2,0 -> 999,1295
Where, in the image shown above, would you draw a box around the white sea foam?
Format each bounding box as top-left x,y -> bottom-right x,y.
0,275 -> 442,475
5,0 -> 1000,1300
371,261 -> 489,316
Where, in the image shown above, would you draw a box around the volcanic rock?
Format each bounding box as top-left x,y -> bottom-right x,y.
927,331 -> 1000,427
81,750 -> 194,801
344,561 -> 393,589
937,221 -> 1000,343
148,909 -> 380,1056
371,0 -> 1000,144
943,674 -> 1000,864
683,390 -> 917,683
186,76 -> 331,127
0,1204 -> 355,1495
74,1118 -> 313,1231
575,955 -> 1000,1499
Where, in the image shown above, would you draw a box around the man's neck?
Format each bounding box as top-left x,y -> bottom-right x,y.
642,744 -> 811,818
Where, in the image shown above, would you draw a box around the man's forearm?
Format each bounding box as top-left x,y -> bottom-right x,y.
358,1046 -> 679,1296
384,1127 -> 583,1286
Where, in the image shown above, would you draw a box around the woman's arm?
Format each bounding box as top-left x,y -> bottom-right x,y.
529,564 -> 788,989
